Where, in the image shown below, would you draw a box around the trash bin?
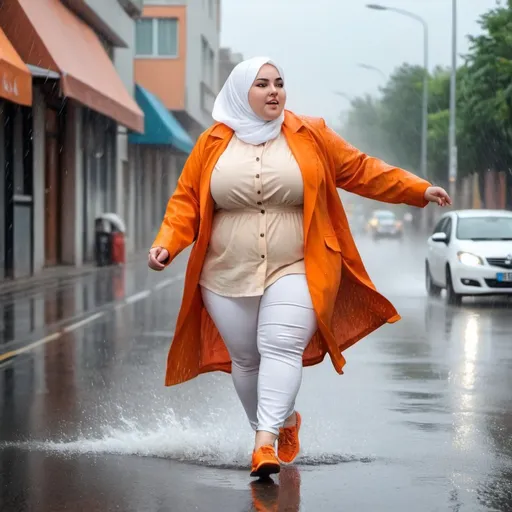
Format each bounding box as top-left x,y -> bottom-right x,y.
94,213 -> 127,267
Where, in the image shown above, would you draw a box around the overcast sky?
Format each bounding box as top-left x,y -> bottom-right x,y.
220,0 -> 500,126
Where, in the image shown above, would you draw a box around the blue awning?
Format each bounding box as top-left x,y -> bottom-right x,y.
128,84 -> 194,154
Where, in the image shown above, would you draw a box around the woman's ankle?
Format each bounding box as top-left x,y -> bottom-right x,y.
283,411 -> 296,428
254,430 -> 278,451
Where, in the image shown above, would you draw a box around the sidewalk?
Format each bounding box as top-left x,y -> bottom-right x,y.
0,251 -> 149,298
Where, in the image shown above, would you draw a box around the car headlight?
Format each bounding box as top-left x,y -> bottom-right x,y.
457,251 -> 483,266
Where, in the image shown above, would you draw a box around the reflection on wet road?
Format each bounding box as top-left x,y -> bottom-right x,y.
1,236 -> 511,511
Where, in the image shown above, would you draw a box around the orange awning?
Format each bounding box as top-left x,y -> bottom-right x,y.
0,0 -> 144,132
0,26 -> 31,105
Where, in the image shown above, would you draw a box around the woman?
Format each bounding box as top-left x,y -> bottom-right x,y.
148,57 -> 451,478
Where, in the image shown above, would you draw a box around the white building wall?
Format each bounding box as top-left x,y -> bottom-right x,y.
82,0 -> 134,45
184,0 -> 220,129
76,0 -> 140,234
143,0 -> 220,129
113,17 -> 137,224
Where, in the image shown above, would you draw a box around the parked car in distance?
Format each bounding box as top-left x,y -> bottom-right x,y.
367,210 -> 403,239
426,209 -> 512,304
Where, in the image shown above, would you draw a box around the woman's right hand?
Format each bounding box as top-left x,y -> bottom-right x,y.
148,247 -> 170,271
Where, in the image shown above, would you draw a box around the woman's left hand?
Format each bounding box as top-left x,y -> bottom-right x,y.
424,186 -> 452,207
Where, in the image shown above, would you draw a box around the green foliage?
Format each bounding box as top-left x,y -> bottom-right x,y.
340,1 -> 512,183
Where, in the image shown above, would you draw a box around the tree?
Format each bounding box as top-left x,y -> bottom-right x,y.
339,94 -> 393,162
341,65 -> 453,183
379,64 -> 426,173
458,0 -> 512,177
341,0 -> 512,208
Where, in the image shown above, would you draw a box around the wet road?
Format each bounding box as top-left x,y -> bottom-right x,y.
1,234 -> 512,511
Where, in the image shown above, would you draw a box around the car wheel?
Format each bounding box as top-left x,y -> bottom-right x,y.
445,265 -> 462,306
426,262 -> 441,297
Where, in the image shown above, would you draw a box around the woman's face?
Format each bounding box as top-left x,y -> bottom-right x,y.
248,64 -> 286,121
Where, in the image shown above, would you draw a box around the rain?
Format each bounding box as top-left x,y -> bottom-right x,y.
1,1 -> 512,511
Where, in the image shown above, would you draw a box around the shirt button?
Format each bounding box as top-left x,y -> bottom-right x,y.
261,255 -> 265,259
256,157 -> 260,162
260,209 -> 265,214
260,233 -> 264,237
257,201 -> 262,205
256,174 -> 260,178
257,191 -> 261,194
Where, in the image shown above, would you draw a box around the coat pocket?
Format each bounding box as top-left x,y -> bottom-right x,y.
324,235 -> 342,253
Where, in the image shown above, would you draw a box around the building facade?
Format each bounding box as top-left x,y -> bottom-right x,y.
218,47 -> 243,88
134,0 -> 221,140
0,0 -> 145,280
1,0 -> 214,281
0,22 -> 33,280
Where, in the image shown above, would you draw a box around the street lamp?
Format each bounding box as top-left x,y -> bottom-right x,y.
333,91 -> 353,102
333,92 -> 353,127
366,3 -> 429,180
448,0 -> 457,199
357,63 -> 387,80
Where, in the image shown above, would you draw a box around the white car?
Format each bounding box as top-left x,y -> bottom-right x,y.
426,209 -> 512,304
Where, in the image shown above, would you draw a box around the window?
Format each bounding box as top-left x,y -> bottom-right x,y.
135,18 -> 178,57
443,218 -> 452,241
456,216 -> 512,241
135,19 -> 153,55
201,37 -> 214,88
432,217 -> 447,235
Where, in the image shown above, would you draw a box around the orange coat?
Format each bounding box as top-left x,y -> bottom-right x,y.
153,111 -> 431,387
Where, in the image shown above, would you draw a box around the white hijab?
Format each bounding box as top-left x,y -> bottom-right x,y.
212,56 -> 285,146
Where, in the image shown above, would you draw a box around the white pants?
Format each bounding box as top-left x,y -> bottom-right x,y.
201,274 -> 317,436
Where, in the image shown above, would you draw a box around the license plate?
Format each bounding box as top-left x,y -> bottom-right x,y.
496,272 -> 512,282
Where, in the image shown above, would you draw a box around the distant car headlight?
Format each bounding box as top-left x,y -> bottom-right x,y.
369,219 -> 378,227
457,251 -> 483,266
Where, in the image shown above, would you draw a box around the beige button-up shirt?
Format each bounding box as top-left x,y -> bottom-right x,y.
199,132 -> 305,297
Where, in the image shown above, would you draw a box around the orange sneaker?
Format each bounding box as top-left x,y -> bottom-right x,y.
250,445 -> 281,478
278,411 -> 302,464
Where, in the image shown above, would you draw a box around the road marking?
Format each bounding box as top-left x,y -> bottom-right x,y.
0,332 -> 61,363
141,331 -> 175,338
0,272 -> 185,362
62,312 -> 105,333
125,290 -> 151,304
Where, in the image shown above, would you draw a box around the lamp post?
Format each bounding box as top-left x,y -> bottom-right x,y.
333,91 -> 353,126
333,91 -> 353,102
357,63 -> 387,81
448,0 -> 457,200
367,3 -> 429,180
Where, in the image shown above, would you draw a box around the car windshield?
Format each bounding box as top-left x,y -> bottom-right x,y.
374,211 -> 395,220
457,216 -> 512,240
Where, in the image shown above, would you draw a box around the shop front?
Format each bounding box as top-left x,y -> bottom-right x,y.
0,0 -> 144,270
0,25 -> 33,280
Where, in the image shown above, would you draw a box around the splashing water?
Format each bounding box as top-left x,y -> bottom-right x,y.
3,407 -> 375,469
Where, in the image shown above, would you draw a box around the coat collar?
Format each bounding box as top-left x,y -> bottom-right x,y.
209,110 -> 304,139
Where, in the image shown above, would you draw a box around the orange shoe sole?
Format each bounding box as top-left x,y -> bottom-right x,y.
250,460 -> 281,478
